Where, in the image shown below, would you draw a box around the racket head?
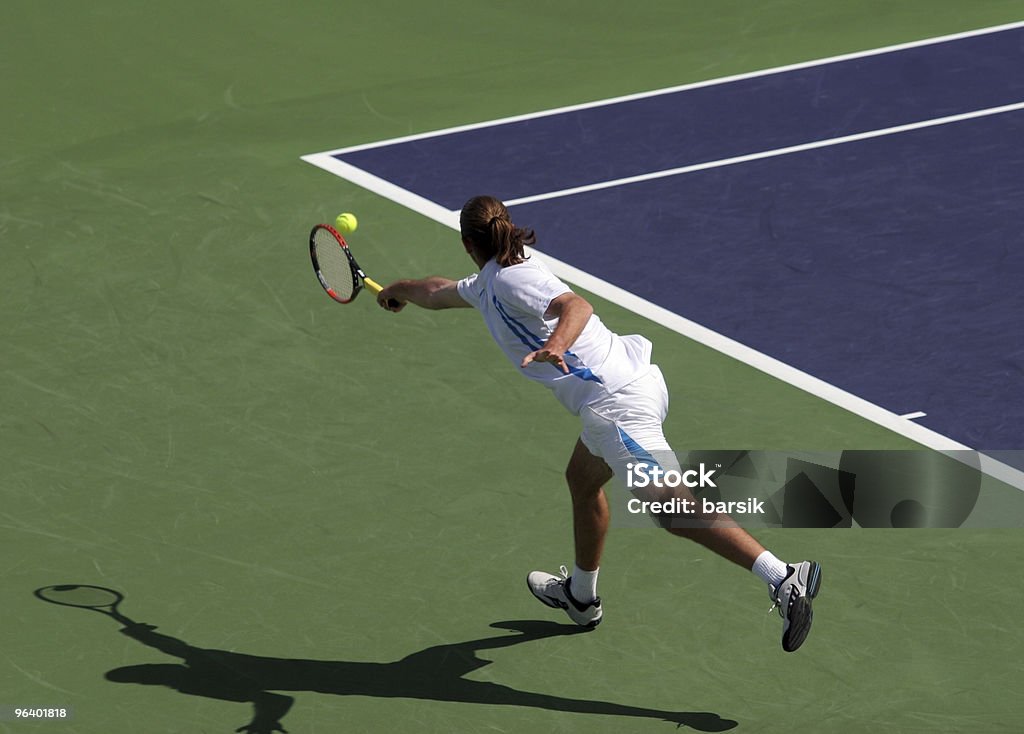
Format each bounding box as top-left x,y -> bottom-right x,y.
310,224 -> 362,303
35,584 -> 125,610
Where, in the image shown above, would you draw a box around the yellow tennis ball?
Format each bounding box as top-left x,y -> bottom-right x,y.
334,212 -> 358,234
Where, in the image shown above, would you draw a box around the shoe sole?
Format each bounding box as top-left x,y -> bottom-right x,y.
782,562 -> 821,653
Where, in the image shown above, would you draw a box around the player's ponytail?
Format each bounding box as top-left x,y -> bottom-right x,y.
460,195 -> 535,267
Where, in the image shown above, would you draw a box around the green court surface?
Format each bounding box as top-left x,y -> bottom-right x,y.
3,2 -> 1023,732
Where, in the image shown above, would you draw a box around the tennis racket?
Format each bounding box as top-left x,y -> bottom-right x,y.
35,584 -> 135,625
309,224 -> 399,308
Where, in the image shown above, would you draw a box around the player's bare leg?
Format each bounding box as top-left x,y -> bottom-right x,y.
648,486 -> 822,652
529,440 -> 821,649
666,518 -> 765,569
526,439 -> 610,628
565,438 -> 614,572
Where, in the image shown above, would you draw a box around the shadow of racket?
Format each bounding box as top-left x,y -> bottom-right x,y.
35,584 -> 136,626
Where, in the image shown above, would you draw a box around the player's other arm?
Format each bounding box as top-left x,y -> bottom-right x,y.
377,277 -> 472,312
521,293 -> 593,373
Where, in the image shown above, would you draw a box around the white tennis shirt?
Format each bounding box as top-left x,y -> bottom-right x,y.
457,257 -> 652,415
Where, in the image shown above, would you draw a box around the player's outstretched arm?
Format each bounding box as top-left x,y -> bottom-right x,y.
377,277 -> 472,312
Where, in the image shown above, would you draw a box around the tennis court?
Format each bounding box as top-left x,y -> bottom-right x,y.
3,2 -> 1023,732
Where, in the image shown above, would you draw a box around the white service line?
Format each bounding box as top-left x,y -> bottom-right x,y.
899,412 -> 928,420
504,101 -> 1024,206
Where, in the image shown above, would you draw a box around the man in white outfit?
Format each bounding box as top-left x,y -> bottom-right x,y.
377,195 -> 821,652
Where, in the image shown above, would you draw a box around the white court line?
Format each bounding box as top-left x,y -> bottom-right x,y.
306,19 -> 1024,159
899,412 -> 928,420
300,21 -> 1024,492
504,101 -> 1024,206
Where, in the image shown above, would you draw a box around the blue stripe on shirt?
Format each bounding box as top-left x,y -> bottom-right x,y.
491,295 -> 603,384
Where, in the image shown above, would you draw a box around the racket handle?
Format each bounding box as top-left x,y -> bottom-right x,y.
363,277 -> 401,309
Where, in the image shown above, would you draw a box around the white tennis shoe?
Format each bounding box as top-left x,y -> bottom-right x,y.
527,565 -> 603,628
770,560 -> 822,652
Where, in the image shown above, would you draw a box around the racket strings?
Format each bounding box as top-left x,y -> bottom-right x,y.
37,584 -> 122,608
313,228 -> 356,301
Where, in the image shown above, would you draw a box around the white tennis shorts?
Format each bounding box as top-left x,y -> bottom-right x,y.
579,365 -> 681,484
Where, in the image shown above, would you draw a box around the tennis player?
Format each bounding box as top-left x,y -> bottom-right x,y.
377,196 -> 821,652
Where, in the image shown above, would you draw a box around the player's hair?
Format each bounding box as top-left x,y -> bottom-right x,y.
460,195 -> 535,267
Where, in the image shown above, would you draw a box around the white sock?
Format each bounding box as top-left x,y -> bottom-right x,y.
751,550 -> 789,589
570,564 -> 599,603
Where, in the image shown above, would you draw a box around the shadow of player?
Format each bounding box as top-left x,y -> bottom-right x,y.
102,617 -> 736,733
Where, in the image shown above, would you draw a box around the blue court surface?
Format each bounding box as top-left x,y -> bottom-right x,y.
308,24 -> 1024,456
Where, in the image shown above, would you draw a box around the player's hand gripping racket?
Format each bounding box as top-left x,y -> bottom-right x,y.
309,224 -> 399,308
